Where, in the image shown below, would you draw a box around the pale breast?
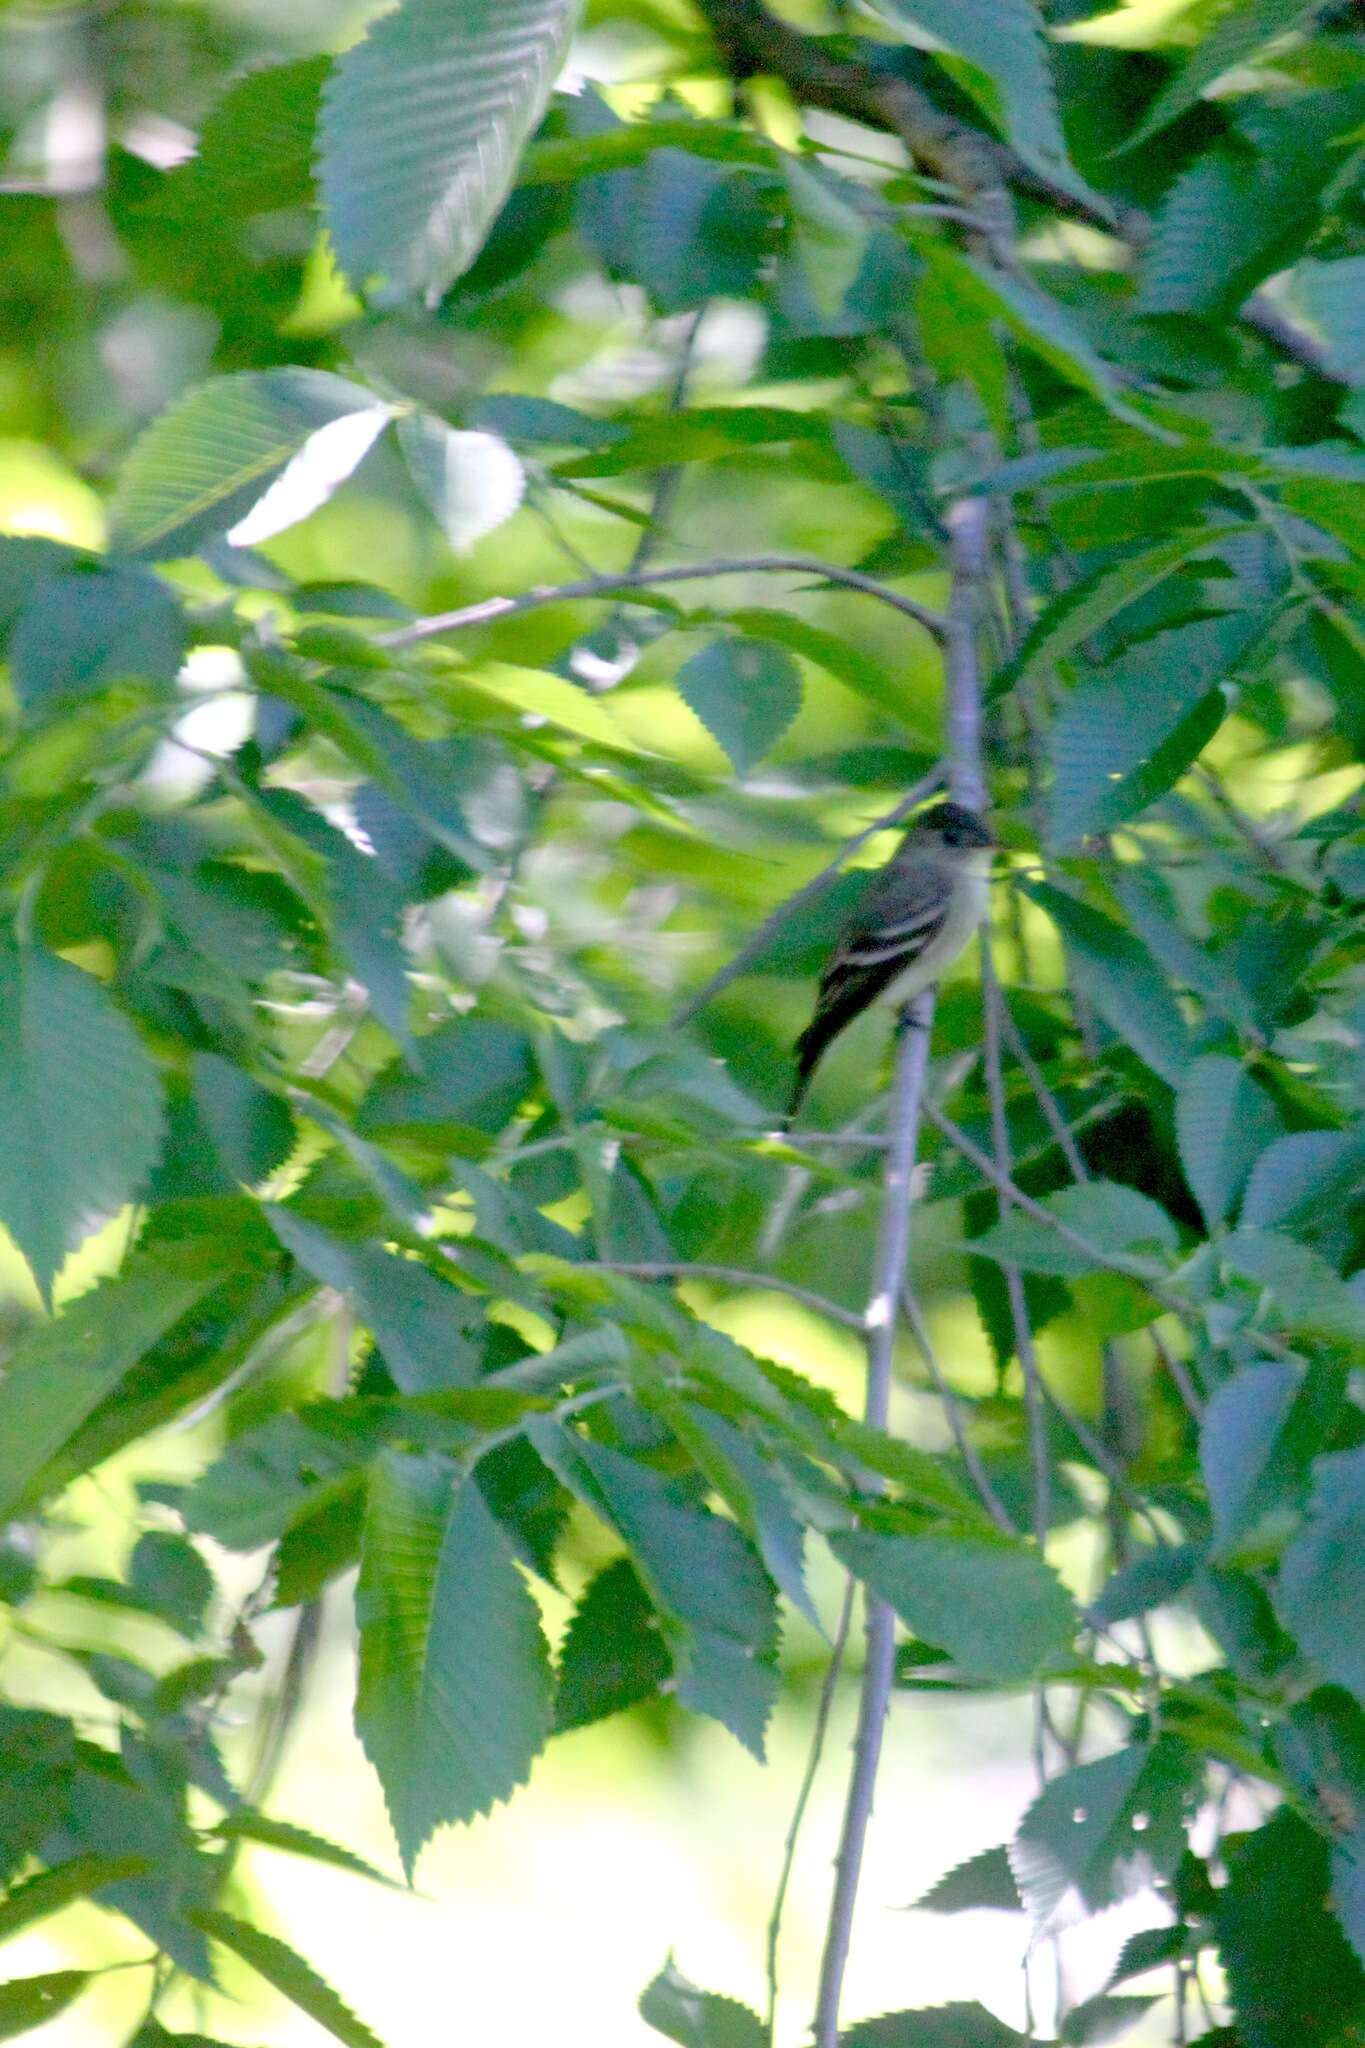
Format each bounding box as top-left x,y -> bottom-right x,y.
875,859 -> 990,1009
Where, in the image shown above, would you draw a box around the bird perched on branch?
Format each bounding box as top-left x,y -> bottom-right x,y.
787,800 -> 995,1119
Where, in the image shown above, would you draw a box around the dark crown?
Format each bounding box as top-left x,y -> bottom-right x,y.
915,800 -> 994,850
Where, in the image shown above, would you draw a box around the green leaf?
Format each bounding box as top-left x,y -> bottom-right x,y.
1216,1809 -> 1365,2048
1176,1054 -> 1280,1230
1221,1231 -> 1365,1346
1047,611 -> 1265,847
0,1710 -> 75,1888
972,1180 -> 1176,1279
1011,1737 -> 1202,1922
1091,1544 -> 1199,1626
1201,1359 -> 1336,1563
267,1210 -> 480,1392
676,636 -> 802,775
9,566 -> 186,709
840,2009 -> 1028,2047
0,1972 -> 90,2040
1059,1994 -> 1158,2046
210,1811 -> 398,1889
396,414 -> 525,552
553,1556 -> 671,1731
110,368 -> 393,559
1005,530 -> 1235,695
358,1018 -> 534,1137
0,1253 -> 224,1520
1286,258 -> 1365,387
459,659 -> 644,751
867,0 -> 1083,201
0,942 -> 163,1297
128,1531 -> 213,1634
355,1452 -> 552,1874
183,1406 -> 373,1551
1023,883 -> 1190,1084
830,1528 -> 1076,1683
1128,0 -> 1325,148
1279,1448 -> 1365,1702
186,53 -> 328,217
639,1960 -> 765,2048
319,0 -> 578,304
910,1845 -> 1022,1913
190,1910 -> 386,2048
191,1054 -> 293,1188
783,161 -> 870,319
0,1855 -> 148,1944
1241,1131 -> 1365,1232
950,258 -> 1144,425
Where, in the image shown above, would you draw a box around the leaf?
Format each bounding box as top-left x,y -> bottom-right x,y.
950,258 -> 1144,425
191,1054 -> 294,1188
1129,0 -> 1325,148
1215,1809 -> 1365,2048
128,1531 -> 214,1634
867,0 -> 1082,200
210,1811 -> 397,1889
1005,530 -> 1234,695
1010,1737 -> 1202,1924
190,1911 -> 386,2048
268,1210 -> 481,1392
553,1556 -> 671,1731
0,1973 -> 90,2040
1286,258 -> 1365,388
319,0 -> 578,304
1221,1231 -> 1365,1346
358,1018 -> 534,1136
830,1528 -> 1076,1684
183,1407 -> 373,1551
1090,1544 -> 1199,1626
840,2010 -> 1028,2048
975,1178 -> 1175,1280
0,1855 -> 149,1944
910,1845 -> 1022,1913
396,414 -> 525,552
459,659 -> 643,751
0,1253 -> 225,1520
9,565 -> 186,709
1279,1447 -> 1365,1702
0,1710 -> 75,1888
1060,1994 -> 1159,2046
1023,883 -> 1190,1084
1241,1130 -> 1365,1232
783,161 -> 870,319
110,368 -> 393,559
1176,1054 -> 1280,1230
1201,1359 -> 1336,1563
676,636 -> 802,775
354,1451 -> 553,1874
639,1960 -> 765,2048
1047,610 -> 1266,847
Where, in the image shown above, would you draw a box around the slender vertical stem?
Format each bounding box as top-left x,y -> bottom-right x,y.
811,997 -> 934,2048
765,1577 -> 857,2047
944,501 -> 989,813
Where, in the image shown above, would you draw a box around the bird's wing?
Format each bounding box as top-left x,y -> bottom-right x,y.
788,859 -> 950,1113
811,857 -> 951,1017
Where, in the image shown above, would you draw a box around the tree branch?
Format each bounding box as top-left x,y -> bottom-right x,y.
379,555 -> 946,651
580,1259 -> 868,1330
812,995 -> 933,2048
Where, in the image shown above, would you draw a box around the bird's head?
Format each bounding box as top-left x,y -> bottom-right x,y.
907,800 -> 995,855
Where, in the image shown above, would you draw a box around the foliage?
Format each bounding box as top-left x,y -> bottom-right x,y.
0,0 -> 1364,2041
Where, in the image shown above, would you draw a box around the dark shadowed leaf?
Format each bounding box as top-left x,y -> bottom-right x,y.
191,1911 -> 386,2048
639,1960 -> 765,2048
1011,1738 -> 1202,1924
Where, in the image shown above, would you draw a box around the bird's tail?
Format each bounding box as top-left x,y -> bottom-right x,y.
784,1027 -> 822,1123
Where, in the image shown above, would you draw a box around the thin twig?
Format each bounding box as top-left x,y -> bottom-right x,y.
671,765 -> 945,1028
1151,1325 -> 1205,1422
812,997 -> 934,2048
579,1259 -> 867,1331
999,1002 -> 1089,1183
379,555 -> 947,651
764,1577 -> 857,2047
900,1283 -> 1015,1535
943,502 -> 989,814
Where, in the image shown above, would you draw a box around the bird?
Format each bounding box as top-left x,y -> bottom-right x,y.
787,800 -> 995,1119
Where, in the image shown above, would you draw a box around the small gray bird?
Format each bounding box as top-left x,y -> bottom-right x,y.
787,800 -> 995,1118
